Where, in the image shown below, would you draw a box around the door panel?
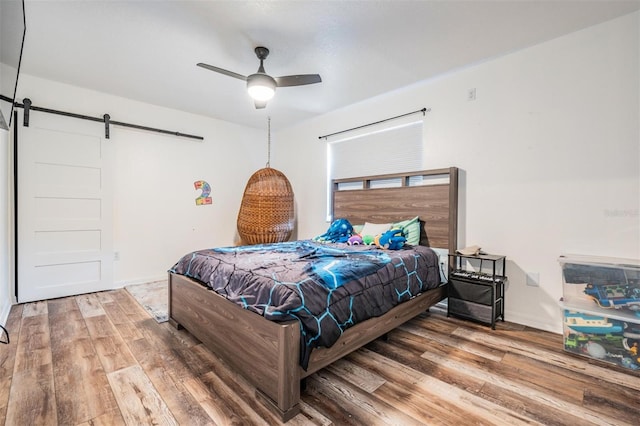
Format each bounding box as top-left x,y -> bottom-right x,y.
18,111 -> 113,302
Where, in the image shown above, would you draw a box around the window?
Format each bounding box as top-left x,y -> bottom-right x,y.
325,116 -> 425,220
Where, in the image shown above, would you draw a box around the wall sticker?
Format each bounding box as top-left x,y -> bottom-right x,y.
194,180 -> 212,205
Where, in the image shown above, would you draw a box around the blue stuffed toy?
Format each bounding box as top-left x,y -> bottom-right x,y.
314,218 -> 354,243
375,228 -> 406,250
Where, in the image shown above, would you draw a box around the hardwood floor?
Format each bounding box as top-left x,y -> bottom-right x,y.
0,289 -> 638,425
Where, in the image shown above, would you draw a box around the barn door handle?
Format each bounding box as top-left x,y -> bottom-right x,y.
22,98 -> 31,127
104,114 -> 110,139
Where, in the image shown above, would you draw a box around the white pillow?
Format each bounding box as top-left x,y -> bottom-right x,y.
360,221 -> 391,237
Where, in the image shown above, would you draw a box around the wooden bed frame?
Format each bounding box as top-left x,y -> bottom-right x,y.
169,167 -> 458,421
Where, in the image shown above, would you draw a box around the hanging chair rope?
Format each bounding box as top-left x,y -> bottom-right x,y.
266,116 -> 271,168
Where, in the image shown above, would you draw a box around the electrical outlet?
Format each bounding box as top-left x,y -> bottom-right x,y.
526,272 -> 539,287
114,251 -> 120,261
467,88 -> 476,101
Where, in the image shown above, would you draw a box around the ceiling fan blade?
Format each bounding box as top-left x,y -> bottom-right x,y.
274,74 -> 322,87
197,63 -> 247,81
254,100 -> 267,109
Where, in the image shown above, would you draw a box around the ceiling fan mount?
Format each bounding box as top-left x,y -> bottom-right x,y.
254,46 -> 270,61
197,46 -> 322,109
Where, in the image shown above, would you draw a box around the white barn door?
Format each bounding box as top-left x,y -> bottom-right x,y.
18,111 -> 114,302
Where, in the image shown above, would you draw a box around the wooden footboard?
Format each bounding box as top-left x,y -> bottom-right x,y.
169,271 -> 447,421
168,272 -> 301,421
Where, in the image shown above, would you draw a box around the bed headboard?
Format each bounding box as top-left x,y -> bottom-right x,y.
331,167 -> 458,253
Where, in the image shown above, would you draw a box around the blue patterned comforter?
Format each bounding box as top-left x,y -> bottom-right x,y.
170,240 -> 440,369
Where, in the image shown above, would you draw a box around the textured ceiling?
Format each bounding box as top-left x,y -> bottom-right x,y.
16,0 -> 640,130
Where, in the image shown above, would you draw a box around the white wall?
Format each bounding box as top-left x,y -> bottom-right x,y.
0,128 -> 11,325
276,12 -> 640,333
15,74 -> 265,287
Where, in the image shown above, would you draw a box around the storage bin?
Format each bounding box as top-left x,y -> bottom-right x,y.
562,306 -> 640,371
559,255 -> 640,316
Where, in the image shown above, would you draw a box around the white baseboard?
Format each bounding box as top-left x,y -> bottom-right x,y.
432,301 -> 562,335
505,309 -> 562,334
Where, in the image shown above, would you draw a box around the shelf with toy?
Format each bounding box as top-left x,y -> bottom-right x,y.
559,255 -> 640,318
559,255 -> 640,372
559,300 -> 640,372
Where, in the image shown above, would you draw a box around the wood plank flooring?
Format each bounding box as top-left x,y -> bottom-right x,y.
0,289 -> 638,425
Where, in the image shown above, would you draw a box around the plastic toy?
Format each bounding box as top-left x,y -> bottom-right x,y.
621,357 -> 639,370
564,311 -> 624,334
583,283 -> 640,316
583,341 -> 607,359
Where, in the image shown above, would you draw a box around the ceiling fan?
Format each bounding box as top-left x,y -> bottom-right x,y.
197,46 -> 322,109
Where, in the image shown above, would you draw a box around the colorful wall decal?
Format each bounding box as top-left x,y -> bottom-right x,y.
194,180 -> 212,205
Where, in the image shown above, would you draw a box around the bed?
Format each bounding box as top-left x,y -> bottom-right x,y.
168,167 -> 459,421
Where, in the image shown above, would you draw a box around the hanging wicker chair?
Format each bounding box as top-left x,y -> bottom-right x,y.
237,166 -> 295,245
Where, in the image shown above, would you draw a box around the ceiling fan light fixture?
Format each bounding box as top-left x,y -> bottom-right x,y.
198,46 -> 321,109
247,74 -> 276,101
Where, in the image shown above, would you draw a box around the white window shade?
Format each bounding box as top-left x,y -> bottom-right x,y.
328,120 -> 424,180
326,118 -> 425,220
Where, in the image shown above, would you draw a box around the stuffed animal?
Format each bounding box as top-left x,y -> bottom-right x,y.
375,229 -> 406,250
362,235 -> 375,245
314,218 -> 354,243
347,235 -> 363,245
